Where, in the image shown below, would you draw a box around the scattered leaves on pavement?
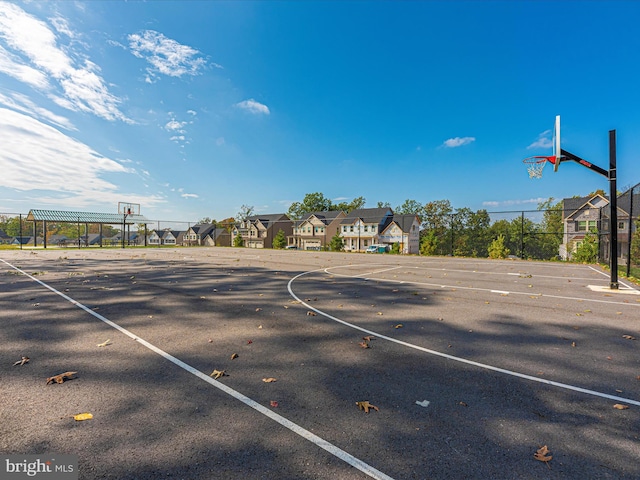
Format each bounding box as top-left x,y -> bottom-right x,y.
13,356 -> 29,366
96,339 -> 111,347
73,413 -> 93,421
613,404 -> 629,410
262,378 -> 277,383
534,445 -> 552,466
209,369 -> 227,379
46,371 -> 77,384
356,401 -> 379,413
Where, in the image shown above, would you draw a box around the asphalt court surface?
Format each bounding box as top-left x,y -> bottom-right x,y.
1,248 -> 639,479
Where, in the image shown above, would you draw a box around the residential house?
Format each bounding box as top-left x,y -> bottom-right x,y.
183,224 -> 217,246
289,211 -> 346,250
339,208 -> 394,252
379,214 -> 421,254
11,236 -> 44,246
202,227 -> 231,247
148,229 -> 181,246
0,229 -> 12,244
47,234 -> 69,246
560,193 -> 639,261
233,214 -> 292,249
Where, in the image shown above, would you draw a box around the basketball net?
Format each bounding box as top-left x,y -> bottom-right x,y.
523,156 -> 555,179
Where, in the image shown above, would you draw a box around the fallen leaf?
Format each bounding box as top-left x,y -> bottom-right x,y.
459,401 -> 468,407
356,401 -> 379,413
13,356 -> 29,366
247,339 -> 253,344
258,325 -> 263,329
262,377 -> 277,383
256,308 -> 262,312
306,311 -> 317,316
230,353 -> 239,360
270,400 -> 279,408
358,341 -> 370,349
209,369 -> 227,379
415,400 -> 430,407
534,445 -> 553,465
622,335 -> 636,340
283,305 -> 289,309
46,371 -> 77,385
363,336 -> 375,342
376,312 -> 383,315
613,404 -> 629,410
571,342 -> 576,347
73,413 -> 93,421
394,324 -> 403,329
96,339 -> 111,347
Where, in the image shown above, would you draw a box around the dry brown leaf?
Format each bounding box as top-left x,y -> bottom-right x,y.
394,324 -> 403,329
363,336 -> 375,342
209,369 -> 227,379
459,401 -> 468,407
571,342 -> 576,347
534,445 -> 553,465
358,341 -> 370,349
376,312 -> 383,315
262,377 -> 277,383
230,353 -> 239,360
97,339 -> 111,347
13,356 -> 29,366
306,311 -> 317,316
270,400 -> 279,408
73,413 -> 93,421
46,371 -> 77,384
613,404 -> 629,410
356,401 -> 379,413
622,335 -> 636,340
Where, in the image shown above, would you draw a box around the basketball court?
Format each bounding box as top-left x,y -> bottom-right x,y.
1,247 -> 639,479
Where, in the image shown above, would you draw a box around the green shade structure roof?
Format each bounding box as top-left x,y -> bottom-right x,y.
26,209 -> 151,224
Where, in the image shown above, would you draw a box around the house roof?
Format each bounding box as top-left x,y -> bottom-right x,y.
563,195 -> 608,220
389,214 -> 419,232
26,209 -> 150,224
341,208 -> 393,225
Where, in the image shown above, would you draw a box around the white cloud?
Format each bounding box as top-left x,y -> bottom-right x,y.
165,119 -> 187,132
187,109 -> 197,116
527,129 -> 553,150
0,108 -> 158,208
0,2 -> 129,122
442,136 -> 475,148
128,30 -> 208,80
235,98 -> 270,115
0,90 -> 75,130
181,193 -> 199,199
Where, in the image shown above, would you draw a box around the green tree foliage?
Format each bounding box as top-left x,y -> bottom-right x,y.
420,200 -> 453,256
237,205 -> 254,221
395,199 -> 423,216
288,193 -> 367,218
329,231 -> 344,252
390,242 -> 401,254
572,232 -> 599,263
631,219 -> 640,262
272,229 -> 287,249
233,233 -> 244,247
376,201 -> 391,208
420,230 -> 438,255
488,234 -> 510,259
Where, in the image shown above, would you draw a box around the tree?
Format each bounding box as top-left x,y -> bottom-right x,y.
233,233 -> 244,247
390,242 -> 401,254
395,199 -> 423,216
198,217 -> 212,224
287,192 -> 333,219
272,229 -> 287,249
376,201 -> 391,208
488,235 -> 510,259
420,230 -> 438,255
237,205 -> 254,222
572,232 -> 599,263
334,196 -> 366,214
329,232 -> 344,252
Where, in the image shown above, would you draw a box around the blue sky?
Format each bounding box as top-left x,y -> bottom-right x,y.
1,1 -> 638,222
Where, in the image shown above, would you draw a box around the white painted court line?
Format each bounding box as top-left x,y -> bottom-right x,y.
0,258 -> 395,480
588,265 -> 640,293
289,267 -> 640,408
325,265 -> 640,307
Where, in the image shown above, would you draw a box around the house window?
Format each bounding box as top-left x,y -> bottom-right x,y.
343,226 -> 347,233
577,220 -> 598,232
350,226 -> 354,232
618,221 -> 625,230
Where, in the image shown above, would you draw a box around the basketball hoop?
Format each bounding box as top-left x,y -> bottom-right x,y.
523,156 -> 556,179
